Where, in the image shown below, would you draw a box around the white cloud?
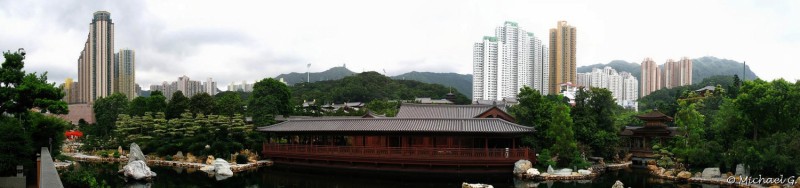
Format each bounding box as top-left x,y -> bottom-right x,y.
1,0 -> 797,90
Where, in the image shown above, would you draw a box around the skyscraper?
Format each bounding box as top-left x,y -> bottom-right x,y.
473,21 -> 548,101
548,21 -> 577,94
205,78 -> 217,96
115,49 -> 136,99
640,58 -> 661,97
78,11 -> 115,103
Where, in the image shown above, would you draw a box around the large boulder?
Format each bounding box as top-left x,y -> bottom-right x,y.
547,165 -> 555,174
213,158 -> 233,176
199,165 -> 215,172
677,171 -> 692,179
647,165 -> 658,172
794,177 -> 800,188
611,180 -> 624,188
701,168 -> 721,178
513,160 -> 532,175
663,170 -> 674,177
173,151 -> 184,161
128,143 -> 147,163
578,169 -> 591,175
122,160 -> 157,180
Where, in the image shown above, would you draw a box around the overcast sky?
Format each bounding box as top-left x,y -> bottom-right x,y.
1,0 -> 798,89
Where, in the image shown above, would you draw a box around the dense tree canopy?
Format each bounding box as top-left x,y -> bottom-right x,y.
249,78 -> 293,126
92,93 -> 129,138
213,91 -> 246,117
166,91 -> 190,119
189,93 -> 215,115
571,87 -> 623,159
291,72 -> 470,105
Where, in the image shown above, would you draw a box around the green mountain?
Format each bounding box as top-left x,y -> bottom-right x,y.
390,71 -> 472,99
291,71 -> 471,105
275,66 -> 356,85
577,56 -> 758,84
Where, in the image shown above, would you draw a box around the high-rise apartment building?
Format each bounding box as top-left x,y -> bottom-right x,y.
205,78 -> 217,96
60,78 -> 81,104
150,76 -> 216,100
640,58 -> 661,97
640,57 -> 693,97
115,49 -> 136,99
473,21 -> 549,101
77,11 -> 115,103
548,21 -> 577,94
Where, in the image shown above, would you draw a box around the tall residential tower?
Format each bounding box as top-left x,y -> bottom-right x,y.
78,11 -> 115,103
548,21 -> 577,94
115,49 -> 136,99
473,22 -> 549,101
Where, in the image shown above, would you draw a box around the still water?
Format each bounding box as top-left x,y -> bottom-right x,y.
73,162 -> 719,188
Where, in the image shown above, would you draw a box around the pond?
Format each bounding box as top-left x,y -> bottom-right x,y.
70,162 -> 722,188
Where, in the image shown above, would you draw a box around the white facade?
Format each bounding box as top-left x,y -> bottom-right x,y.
473,21 -> 549,102
578,66 -> 639,107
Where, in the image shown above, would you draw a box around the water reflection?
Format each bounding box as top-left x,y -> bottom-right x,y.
72,162 -> 721,188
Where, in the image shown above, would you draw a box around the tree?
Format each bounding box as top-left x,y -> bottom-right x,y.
1,51 -> 68,116
166,91 -> 189,119
128,96 -> 148,116
672,100 -> 713,167
92,93 -> 129,138
27,112 -> 69,157
508,87 -> 554,148
249,78 -> 292,126
571,87 -> 621,158
214,91 -> 245,117
547,101 -> 580,167
0,50 -> 68,175
0,117 -> 32,176
189,93 -> 216,115
147,90 -> 167,114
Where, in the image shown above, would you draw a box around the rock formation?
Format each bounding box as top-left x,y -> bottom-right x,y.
526,168 -> 540,176
513,160 -> 532,175
213,158 -> 233,176
461,182 -> 494,188
121,143 -> 156,180
611,180 -> 624,188
677,171 -> 692,179
701,168 -> 721,178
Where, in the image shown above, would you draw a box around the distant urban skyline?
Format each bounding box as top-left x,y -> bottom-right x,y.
1,0 -> 798,90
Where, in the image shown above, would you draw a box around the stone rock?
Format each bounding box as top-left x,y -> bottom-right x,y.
677,171 -> 692,179
118,146 -> 123,156
725,172 -> 733,178
611,180 -> 624,188
540,173 -> 550,177
526,168 -> 540,176
693,172 -> 702,178
206,155 -> 215,165
578,169 -> 591,175
623,153 -> 633,162
461,182 -> 494,188
186,153 -> 197,163
735,164 -> 749,176
213,158 -> 233,176
173,151 -> 184,161
513,160 -> 532,175
646,160 -> 657,165
658,168 -> 665,176
122,160 -> 157,180
663,170 -> 674,177
547,165 -> 555,174
647,165 -> 658,172
555,168 -> 573,176
128,143 -> 147,163
701,168 -> 721,178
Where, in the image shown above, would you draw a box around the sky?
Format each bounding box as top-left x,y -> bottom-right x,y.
1,0 -> 798,90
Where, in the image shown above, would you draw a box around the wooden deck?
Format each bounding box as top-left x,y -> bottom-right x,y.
262,144 -> 533,174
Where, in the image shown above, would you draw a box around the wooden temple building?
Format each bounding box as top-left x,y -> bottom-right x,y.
619,110 -> 680,166
258,104 -> 534,174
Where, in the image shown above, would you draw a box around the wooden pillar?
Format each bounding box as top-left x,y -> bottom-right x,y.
484,137 -> 489,158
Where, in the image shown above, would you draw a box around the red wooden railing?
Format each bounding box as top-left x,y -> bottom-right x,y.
263,144 -> 530,161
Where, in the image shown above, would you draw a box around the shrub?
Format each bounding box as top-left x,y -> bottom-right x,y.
538,149 -> 556,167
113,151 -> 120,158
235,154 -> 248,164
55,154 -> 73,162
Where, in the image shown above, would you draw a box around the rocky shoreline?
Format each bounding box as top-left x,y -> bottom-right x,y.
68,153 -> 273,173
513,160 -> 633,181
645,164 -> 800,188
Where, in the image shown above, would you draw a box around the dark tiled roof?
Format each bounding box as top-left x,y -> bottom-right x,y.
620,126 -> 680,137
636,110 -> 674,121
395,104 -> 502,118
257,118 -> 533,134
275,116 -> 364,121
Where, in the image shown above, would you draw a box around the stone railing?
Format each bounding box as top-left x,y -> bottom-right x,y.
38,147 -> 64,188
